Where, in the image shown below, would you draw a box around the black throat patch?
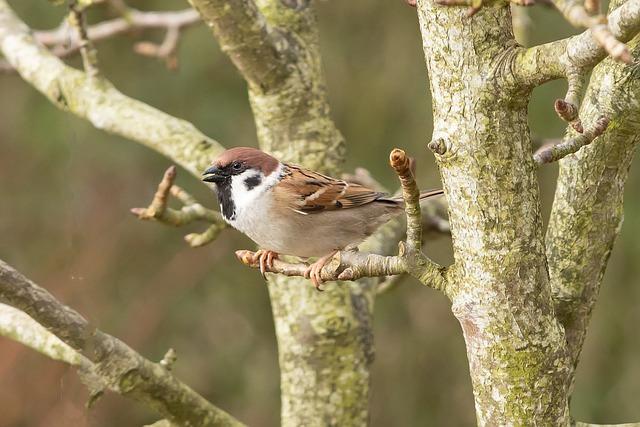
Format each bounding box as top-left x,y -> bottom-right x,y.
215,179 -> 235,221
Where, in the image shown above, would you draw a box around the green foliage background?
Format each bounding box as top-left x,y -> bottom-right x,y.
0,1 -> 638,425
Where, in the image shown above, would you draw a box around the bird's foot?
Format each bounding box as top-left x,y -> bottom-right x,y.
252,250 -> 279,279
304,250 -> 338,291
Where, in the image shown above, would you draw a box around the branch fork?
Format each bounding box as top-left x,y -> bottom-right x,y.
131,166 -> 226,247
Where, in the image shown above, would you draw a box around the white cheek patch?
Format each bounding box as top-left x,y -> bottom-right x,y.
230,170 -> 265,212
228,163 -> 284,221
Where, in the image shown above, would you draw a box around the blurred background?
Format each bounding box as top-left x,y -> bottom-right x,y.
1,1 -> 638,425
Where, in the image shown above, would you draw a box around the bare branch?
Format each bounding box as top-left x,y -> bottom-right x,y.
131,166 -> 226,247
552,0 -> 604,28
534,116 -> 610,164
555,96 -> 585,133
0,0 -> 223,178
0,8 -> 200,72
235,249 -> 406,282
0,259 -> 244,427
514,0 -> 640,88
133,25 -> 181,69
0,303 -> 84,366
551,0 -> 631,62
390,148 -> 422,252
69,0 -> 99,76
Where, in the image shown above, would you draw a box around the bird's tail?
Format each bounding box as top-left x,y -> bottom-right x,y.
386,189 -> 444,205
419,189 -> 444,199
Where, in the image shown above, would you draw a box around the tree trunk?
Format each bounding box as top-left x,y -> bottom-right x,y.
415,3 -> 571,424
245,3 -> 374,426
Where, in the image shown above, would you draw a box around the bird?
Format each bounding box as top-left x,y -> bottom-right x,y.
202,147 -> 443,289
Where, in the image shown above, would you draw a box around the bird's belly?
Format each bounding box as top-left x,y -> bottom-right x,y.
228,198 -> 397,258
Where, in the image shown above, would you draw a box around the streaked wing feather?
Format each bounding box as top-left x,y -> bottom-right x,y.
274,164 -> 389,214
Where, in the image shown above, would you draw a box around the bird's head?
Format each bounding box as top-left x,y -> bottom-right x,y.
202,147 -> 279,186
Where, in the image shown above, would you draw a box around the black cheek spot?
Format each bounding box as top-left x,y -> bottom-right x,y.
335,201 -> 343,208
244,174 -> 262,190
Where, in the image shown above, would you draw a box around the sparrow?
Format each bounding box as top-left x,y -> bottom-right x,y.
202,147 -> 443,289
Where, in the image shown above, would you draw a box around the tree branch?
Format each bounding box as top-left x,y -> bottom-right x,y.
514,0 -> 640,88
69,0 -> 99,77
550,0 -> 631,64
131,166 -> 226,247
552,0 -> 603,27
40,8 -> 199,59
0,303 -> 84,366
534,115 -> 609,164
236,249 -> 406,282
186,0 -> 291,91
0,8 -> 200,72
0,259 -> 244,427
0,0 -> 223,178
389,148 -> 423,252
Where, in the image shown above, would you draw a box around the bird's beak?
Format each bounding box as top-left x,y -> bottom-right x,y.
202,166 -> 226,183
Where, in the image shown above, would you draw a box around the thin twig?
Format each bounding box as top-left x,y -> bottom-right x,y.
546,0 -> 630,131
69,0 -> 99,77
534,116 -> 610,164
131,166 -> 226,247
390,149 -> 422,252
0,9 -> 200,72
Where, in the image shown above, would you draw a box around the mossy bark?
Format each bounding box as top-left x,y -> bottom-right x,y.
416,2 -> 571,424
196,1 -> 371,425
546,33 -> 640,378
249,3 -> 373,425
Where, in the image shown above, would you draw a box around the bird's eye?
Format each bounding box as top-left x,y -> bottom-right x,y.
232,162 -> 242,171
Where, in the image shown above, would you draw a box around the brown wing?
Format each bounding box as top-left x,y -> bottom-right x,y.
273,164 -> 390,214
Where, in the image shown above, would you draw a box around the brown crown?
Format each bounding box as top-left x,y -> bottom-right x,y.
213,147 -> 279,175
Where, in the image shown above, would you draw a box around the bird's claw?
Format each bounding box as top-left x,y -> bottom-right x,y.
252,250 -> 279,279
303,250 -> 338,291
304,263 -> 324,291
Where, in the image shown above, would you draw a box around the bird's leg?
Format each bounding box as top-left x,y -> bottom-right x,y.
304,250 -> 339,291
252,249 -> 279,279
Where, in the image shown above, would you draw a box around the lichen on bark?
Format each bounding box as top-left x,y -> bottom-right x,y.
416,2 -> 571,424
190,0 -> 370,424
250,2 -> 370,425
546,32 -> 640,377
